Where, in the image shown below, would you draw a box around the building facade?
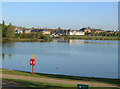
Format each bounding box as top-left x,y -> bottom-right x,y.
31,29 -> 50,35
54,29 -> 84,36
68,30 -> 84,35
15,27 -> 23,34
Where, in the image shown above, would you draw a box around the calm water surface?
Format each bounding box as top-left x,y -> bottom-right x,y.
2,40 -> 118,79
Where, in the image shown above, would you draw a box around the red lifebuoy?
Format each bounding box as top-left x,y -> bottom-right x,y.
57,66 -> 59,69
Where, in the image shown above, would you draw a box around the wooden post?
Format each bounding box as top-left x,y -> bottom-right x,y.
32,65 -> 34,74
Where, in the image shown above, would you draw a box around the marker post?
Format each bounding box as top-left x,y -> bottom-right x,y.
30,55 -> 36,74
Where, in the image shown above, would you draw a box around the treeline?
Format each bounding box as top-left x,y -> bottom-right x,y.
2,21 -> 52,41
2,21 -> 15,38
15,32 -> 52,41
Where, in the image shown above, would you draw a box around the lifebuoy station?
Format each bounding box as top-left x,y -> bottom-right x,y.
30,55 -> 36,74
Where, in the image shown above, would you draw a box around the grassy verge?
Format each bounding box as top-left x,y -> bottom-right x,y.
2,78 -> 119,89
3,78 -> 76,88
1,69 -> 119,85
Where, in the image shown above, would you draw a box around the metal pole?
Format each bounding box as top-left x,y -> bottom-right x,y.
32,65 -> 34,74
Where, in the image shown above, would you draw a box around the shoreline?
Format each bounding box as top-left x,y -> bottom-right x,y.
1,68 -> 119,85
2,36 -> 120,43
54,35 -> 119,41
2,38 -> 46,42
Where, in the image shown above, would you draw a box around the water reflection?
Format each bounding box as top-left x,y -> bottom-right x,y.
55,39 -> 119,44
2,53 -> 5,60
2,42 -> 15,47
69,40 -> 85,44
8,53 -> 12,59
2,53 -> 12,60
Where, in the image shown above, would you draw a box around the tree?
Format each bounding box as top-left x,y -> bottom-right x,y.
44,34 -> 51,41
31,32 -> 36,38
22,27 -> 26,32
2,20 -> 7,37
87,27 -> 91,29
90,32 -> 94,36
85,31 -> 89,35
39,31 -> 44,39
6,23 -> 15,38
105,32 -> 107,36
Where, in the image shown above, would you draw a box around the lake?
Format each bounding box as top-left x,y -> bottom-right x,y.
2,40 -> 119,79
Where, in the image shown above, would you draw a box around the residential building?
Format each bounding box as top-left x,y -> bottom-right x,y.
106,30 -> 114,34
43,30 -> 50,35
66,30 -> 84,35
54,29 -> 84,36
31,29 -> 50,35
80,28 -> 91,33
54,29 -> 67,35
80,28 -> 104,33
91,29 -> 104,33
24,29 -> 31,33
14,27 -> 23,34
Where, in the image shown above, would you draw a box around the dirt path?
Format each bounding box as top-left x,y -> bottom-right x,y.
0,74 -> 118,87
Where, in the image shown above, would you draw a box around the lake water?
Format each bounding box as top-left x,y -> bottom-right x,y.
2,40 -> 119,79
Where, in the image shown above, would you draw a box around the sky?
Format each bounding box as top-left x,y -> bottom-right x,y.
2,2 -> 118,30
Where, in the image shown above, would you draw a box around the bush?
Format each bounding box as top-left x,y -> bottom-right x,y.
44,34 -> 52,41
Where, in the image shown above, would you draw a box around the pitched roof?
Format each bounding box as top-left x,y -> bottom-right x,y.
31,29 -> 48,32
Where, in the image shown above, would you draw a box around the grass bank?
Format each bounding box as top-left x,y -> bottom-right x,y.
2,38 -> 46,42
3,78 -> 76,88
1,69 -> 119,86
54,36 -> 119,40
2,78 -> 119,89
2,35 -> 119,42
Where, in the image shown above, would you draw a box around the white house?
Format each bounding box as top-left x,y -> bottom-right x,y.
67,30 -> 84,35
43,30 -> 51,35
24,29 -> 31,33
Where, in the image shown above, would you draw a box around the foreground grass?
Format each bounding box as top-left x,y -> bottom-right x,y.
3,78 -> 76,88
2,78 -> 119,89
1,69 -> 119,85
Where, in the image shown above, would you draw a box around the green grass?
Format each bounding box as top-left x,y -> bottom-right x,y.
2,78 -> 120,89
3,78 -> 76,88
1,69 -> 119,85
2,38 -> 45,42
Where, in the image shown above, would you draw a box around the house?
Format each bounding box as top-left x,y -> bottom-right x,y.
31,29 -> 38,33
42,30 -> 51,35
106,30 -> 114,34
91,29 -> 104,33
80,28 -> 104,33
14,27 -> 23,34
31,29 -> 50,35
66,30 -> 84,35
113,30 -> 119,32
54,29 -> 84,36
23,29 -> 31,33
54,29 -> 67,35
80,28 -> 91,33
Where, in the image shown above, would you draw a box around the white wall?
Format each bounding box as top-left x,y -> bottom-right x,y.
76,32 -> 85,35
69,31 -> 84,35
